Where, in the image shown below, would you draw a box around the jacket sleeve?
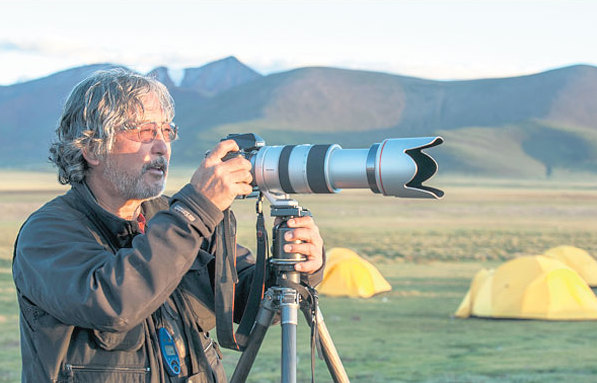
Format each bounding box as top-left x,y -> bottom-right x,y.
13,184 -> 223,332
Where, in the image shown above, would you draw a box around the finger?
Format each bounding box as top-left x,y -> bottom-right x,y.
286,216 -> 316,229
234,182 -> 255,196
295,259 -> 323,273
284,242 -> 317,256
218,158 -> 252,181
232,172 -> 254,188
220,155 -> 252,171
206,140 -> 240,163
203,157 -> 251,186
294,252 -> 323,273
284,227 -> 319,244
213,168 -> 253,197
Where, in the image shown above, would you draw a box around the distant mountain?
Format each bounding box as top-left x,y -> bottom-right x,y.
147,66 -> 175,89
179,56 -> 262,97
1,57 -> 596,178
174,64 -> 597,177
183,64 -> 597,134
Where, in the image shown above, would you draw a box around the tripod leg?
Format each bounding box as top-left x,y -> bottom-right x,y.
302,306 -> 351,383
280,288 -> 300,383
230,291 -> 277,383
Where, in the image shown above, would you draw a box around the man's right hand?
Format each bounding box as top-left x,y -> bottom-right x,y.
190,140 -> 254,211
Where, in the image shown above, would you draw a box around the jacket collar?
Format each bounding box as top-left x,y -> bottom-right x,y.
70,181 -> 168,249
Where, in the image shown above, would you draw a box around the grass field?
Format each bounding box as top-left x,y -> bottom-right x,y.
1,170 -> 597,382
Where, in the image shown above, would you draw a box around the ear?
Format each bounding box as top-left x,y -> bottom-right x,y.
82,147 -> 101,167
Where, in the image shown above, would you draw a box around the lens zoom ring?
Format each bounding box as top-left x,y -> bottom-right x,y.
278,145 -> 296,194
306,145 -> 333,193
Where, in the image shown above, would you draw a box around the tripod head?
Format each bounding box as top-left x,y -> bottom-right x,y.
264,192 -> 312,285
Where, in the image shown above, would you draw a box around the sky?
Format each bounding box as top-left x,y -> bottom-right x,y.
1,0 -> 596,85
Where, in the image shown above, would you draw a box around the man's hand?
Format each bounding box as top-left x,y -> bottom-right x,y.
280,216 -> 324,274
191,140 -> 253,211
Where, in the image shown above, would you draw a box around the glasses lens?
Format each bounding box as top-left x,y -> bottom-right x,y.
121,122 -> 177,143
138,123 -> 157,143
162,123 -> 178,142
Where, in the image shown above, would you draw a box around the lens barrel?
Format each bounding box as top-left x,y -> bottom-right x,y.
251,137 -> 443,199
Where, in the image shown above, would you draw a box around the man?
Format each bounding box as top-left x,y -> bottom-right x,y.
12,69 -> 324,382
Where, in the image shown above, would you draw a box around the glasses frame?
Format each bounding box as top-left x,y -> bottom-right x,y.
119,121 -> 179,143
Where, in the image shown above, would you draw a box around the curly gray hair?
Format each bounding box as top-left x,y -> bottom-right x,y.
49,68 -> 175,185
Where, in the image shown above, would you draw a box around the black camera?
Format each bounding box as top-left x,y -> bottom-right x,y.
222,133 -> 265,162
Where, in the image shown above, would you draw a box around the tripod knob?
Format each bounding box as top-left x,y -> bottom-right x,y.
271,221 -> 307,265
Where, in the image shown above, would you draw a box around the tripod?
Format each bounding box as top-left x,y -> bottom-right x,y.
230,197 -> 350,383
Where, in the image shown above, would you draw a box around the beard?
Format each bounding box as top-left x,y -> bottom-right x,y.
103,156 -> 168,200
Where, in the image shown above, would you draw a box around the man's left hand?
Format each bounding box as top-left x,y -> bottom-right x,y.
280,216 -> 324,274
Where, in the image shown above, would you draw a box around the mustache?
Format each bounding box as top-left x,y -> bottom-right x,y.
142,157 -> 169,173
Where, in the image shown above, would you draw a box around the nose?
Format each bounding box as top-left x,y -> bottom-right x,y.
150,128 -> 170,156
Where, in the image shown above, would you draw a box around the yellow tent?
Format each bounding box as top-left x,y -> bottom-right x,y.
543,246 -> 597,287
318,248 -> 392,298
455,255 -> 597,320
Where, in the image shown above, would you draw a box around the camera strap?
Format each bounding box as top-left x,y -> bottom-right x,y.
214,209 -> 239,349
234,196 -> 269,348
214,202 -> 268,351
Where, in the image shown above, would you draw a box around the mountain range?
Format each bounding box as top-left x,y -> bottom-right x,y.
1,56 -> 596,178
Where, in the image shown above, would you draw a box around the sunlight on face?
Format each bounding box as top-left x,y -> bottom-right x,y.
101,92 -> 171,200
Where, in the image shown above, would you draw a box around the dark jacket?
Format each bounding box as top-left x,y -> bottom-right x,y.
13,182 -> 321,382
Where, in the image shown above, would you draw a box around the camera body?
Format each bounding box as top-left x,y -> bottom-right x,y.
221,133 -> 265,197
222,133 -> 265,163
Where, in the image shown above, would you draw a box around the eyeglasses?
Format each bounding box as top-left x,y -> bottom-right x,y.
119,122 -> 178,143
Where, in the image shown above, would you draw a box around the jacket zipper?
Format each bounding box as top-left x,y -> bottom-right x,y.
203,337 -> 213,353
66,364 -> 150,373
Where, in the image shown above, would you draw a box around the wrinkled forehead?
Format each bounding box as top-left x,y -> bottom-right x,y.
127,90 -> 173,123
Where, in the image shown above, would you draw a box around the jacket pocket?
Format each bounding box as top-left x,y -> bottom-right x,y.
92,323 -> 145,352
65,364 -> 150,383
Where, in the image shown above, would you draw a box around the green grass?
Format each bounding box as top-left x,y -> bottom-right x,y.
2,171 -> 597,382
0,257 -> 19,383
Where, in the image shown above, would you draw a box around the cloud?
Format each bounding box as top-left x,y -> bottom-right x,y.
0,40 -> 45,54
0,38 -> 83,57
0,38 -> 117,84
0,41 -> 21,51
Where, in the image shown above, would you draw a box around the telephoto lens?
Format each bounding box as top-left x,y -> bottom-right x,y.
250,137 -> 443,199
